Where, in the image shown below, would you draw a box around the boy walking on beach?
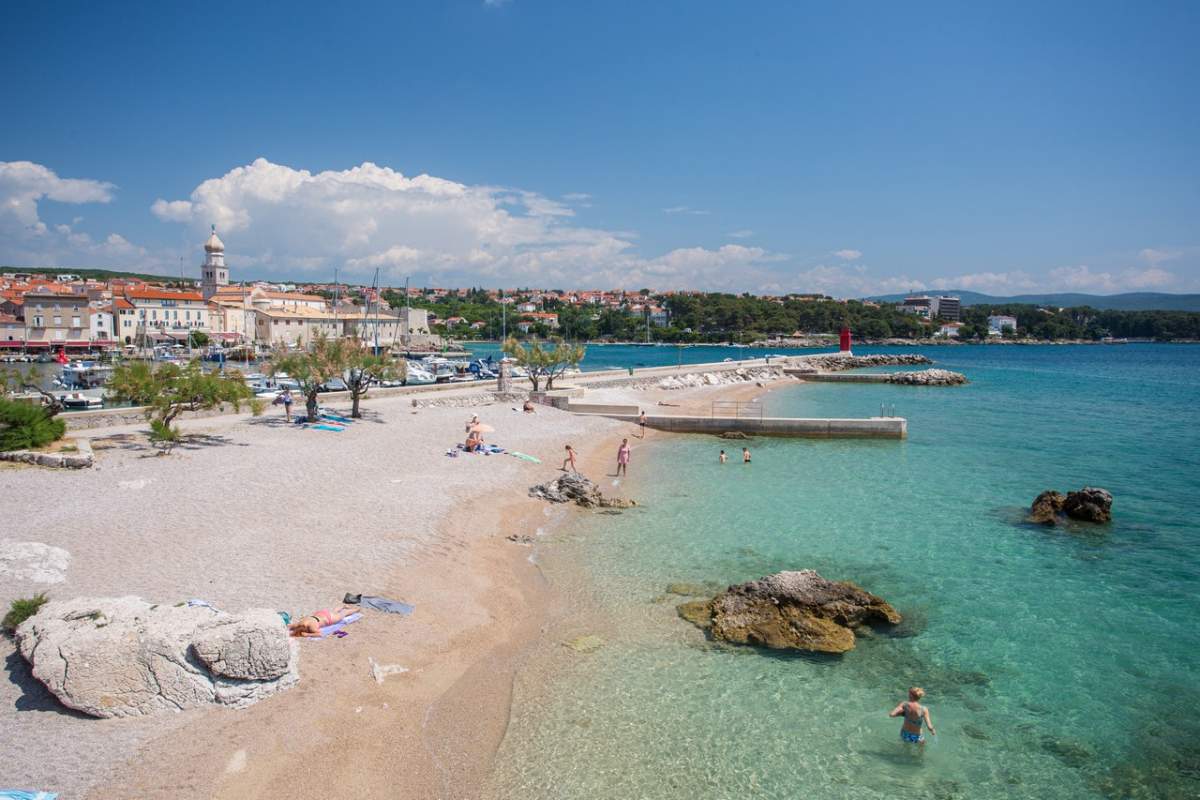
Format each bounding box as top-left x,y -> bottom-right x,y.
562,444 -> 578,473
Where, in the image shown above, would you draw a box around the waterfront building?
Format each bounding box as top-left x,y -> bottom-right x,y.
988,314 -> 1018,336
22,289 -> 91,349
124,287 -> 210,344
200,226 -> 230,300
1,313 -> 24,345
251,306 -> 343,347
937,322 -> 963,337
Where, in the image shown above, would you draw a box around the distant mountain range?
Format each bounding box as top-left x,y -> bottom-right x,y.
865,290 -> 1200,312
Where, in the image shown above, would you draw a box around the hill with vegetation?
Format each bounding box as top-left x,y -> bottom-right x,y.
867,290 -> 1200,312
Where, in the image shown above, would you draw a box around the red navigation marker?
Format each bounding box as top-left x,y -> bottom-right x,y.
839,326 -> 852,353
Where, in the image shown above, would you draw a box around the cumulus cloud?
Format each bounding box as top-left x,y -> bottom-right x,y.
662,206 -> 710,216
150,158 -> 782,289
728,229 -> 754,239
832,249 -> 862,261
0,160 -> 155,267
1138,247 -> 1180,266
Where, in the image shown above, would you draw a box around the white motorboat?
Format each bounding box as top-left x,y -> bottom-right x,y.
58,390 -> 104,410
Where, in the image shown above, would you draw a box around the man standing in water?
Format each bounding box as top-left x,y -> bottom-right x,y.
742,447 -> 751,464
890,687 -> 936,745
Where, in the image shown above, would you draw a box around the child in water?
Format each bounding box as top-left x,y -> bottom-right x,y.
719,450 -> 727,463
890,687 -> 936,745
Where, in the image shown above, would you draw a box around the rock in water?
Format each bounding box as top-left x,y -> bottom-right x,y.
1029,490 -> 1066,525
1063,487 -> 1113,523
1028,487 -> 1112,525
529,473 -> 636,509
676,570 -> 901,654
16,596 -> 299,718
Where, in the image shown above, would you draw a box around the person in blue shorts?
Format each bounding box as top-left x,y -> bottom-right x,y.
890,687 -> 936,745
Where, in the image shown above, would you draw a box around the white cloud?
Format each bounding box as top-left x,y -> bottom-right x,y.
0,160 -> 154,268
793,264 -> 925,297
832,249 -> 862,261
662,206 -> 710,216
728,229 -> 754,239
1138,248 -> 1180,266
149,158 -> 783,289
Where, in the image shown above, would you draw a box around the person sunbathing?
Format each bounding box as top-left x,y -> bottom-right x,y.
288,606 -> 357,637
465,430 -> 483,452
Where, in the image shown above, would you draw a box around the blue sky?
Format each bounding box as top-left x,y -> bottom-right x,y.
2,1 -> 1197,295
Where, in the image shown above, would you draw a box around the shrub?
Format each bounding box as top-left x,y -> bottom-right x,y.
149,418 -> 181,444
3,593 -> 48,634
0,397 -> 67,452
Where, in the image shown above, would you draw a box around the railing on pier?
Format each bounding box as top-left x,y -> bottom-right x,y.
711,400 -> 763,420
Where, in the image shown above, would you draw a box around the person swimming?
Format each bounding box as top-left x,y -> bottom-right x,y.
890,687 -> 936,744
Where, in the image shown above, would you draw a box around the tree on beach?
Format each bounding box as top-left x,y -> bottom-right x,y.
108,359 -> 258,450
502,336 -> 585,391
268,335 -> 344,421
341,339 -> 406,418
3,366 -> 65,417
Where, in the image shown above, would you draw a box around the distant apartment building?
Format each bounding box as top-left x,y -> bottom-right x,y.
23,290 -> 91,348
124,288 -> 210,342
899,295 -> 961,321
987,315 -> 1018,336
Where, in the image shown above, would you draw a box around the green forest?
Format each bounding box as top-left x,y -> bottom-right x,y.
382,289 -> 1200,342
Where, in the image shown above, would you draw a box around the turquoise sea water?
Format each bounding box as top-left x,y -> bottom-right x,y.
490,344 -> 1200,799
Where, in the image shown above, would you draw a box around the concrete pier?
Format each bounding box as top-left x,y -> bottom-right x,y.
568,406 -> 907,439
783,369 -> 893,383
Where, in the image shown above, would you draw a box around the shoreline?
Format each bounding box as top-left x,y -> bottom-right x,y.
1,371 -> 775,799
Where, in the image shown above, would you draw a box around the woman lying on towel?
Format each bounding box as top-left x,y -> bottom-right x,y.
288,606 -> 358,637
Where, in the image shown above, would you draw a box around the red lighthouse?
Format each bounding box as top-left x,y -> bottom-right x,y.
839,326 -> 852,355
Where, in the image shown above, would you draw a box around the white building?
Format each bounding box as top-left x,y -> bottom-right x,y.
200,226 -> 230,300
987,315 -> 1018,336
937,322 -> 963,338
89,306 -> 114,344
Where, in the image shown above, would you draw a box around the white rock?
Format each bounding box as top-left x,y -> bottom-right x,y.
16,596 -> 299,718
0,540 -> 70,584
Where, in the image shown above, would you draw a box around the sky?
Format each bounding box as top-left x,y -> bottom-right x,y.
2,1 -> 1198,296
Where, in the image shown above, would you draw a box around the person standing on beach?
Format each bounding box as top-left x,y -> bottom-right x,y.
742,447 -> 751,464
719,450 -> 727,464
562,444 -> 578,473
616,438 -> 631,476
638,410 -> 647,438
276,388 -> 294,423
890,687 -> 936,745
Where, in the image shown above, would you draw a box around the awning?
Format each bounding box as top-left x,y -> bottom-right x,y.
23,342 -> 50,348
64,341 -> 93,347
0,340 -> 25,348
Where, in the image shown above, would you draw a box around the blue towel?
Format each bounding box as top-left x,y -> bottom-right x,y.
360,596 -> 414,616
321,412 -> 352,423
317,612 -> 363,638
311,424 -> 345,432
1,792 -> 59,800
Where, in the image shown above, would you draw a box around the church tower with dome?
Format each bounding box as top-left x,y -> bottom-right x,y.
200,225 -> 229,300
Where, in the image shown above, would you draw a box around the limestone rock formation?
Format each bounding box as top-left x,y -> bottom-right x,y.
794,353 -> 932,372
885,369 -> 968,386
1029,487 -> 1113,525
529,473 -> 636,509
1062,487 -> 1114,523
676,570 -> 901,654
16,596 -> 299,718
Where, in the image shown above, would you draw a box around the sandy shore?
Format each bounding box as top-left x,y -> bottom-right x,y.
0,376 -> 786,799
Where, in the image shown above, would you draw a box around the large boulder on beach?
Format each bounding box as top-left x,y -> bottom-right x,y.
1029,487 -> 1112,525
529,472 -> 636,509
676,570 -> 901,654
15,596 -> 298,719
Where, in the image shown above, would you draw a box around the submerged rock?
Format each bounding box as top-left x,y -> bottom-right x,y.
16,596 -> 298,718
1029,487 -> 1113,525
676,570 -> 901,654
529,473 -> 636,509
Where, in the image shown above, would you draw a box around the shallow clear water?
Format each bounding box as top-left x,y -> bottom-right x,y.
490,344 -> 1200,799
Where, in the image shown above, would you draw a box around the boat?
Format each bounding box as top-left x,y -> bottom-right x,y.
55,361 -> 113,389
58,391 -> 103,410
403,363 -> 437,385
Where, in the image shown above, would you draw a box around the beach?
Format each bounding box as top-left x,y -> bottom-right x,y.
0,373 -> 775,799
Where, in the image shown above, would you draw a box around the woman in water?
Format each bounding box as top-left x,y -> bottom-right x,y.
616,438 -> 631,476
288,606 -> 358,638
890,687 -> 936,744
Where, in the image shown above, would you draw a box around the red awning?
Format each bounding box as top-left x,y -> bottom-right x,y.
64,341 -> 93,347
0,341 -> 25,348
23,342 -> 50,348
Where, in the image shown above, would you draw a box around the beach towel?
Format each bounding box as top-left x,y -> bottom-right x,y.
0,792 -> 59,800
360,596 -> 414,616
509,451 -> 541,463
310,424 -> 345,432
317,612 -> 363,638
186,599 -> 219,612
320,412 -> 353,424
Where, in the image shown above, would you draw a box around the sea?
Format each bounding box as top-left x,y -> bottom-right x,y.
486,344 -> 1200,800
